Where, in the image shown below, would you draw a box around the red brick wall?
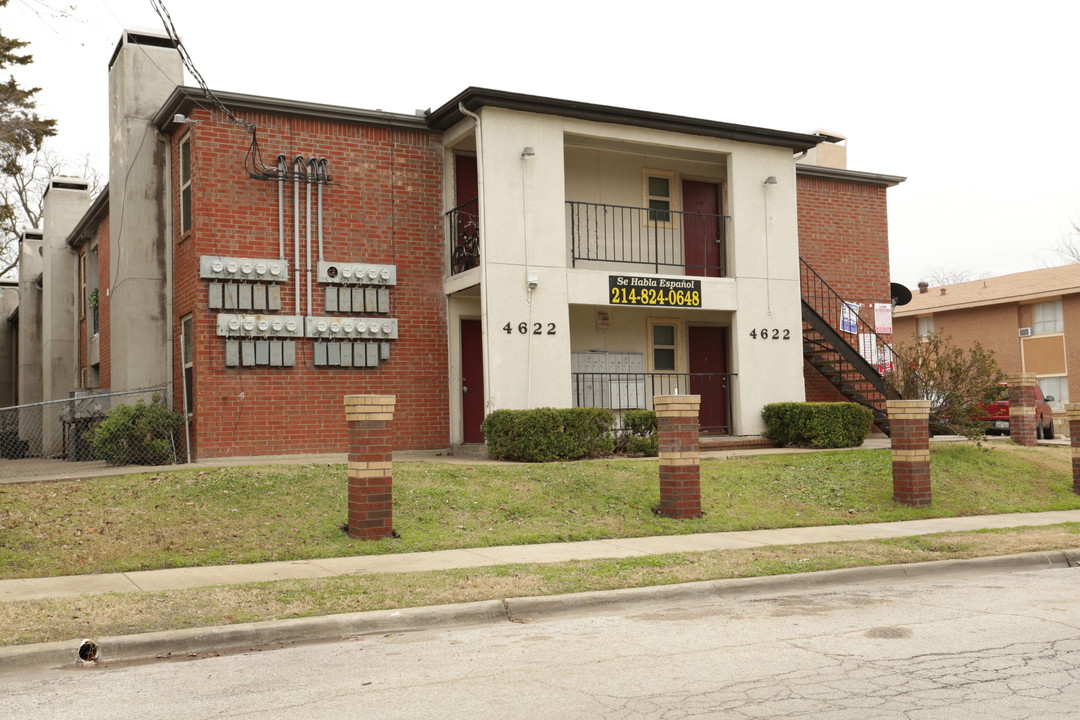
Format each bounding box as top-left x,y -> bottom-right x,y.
797,174 -> 893,400
797,176 -> 891,303
173,108 -> 448,459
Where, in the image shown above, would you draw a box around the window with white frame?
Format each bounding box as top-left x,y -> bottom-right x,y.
648,318 -> 679,371
1032,300 -> 1063,335
1038,376 -> 1068,410
644,170 -> 675,224
78,252 -> 87,319
916,315 -> 934,337
180,134 -> 192,235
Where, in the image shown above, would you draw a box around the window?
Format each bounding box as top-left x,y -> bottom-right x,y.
916,315 -> 934,337
648,319 -> 679,371
181,314 -> 194,413
644,170 -> 676,224
179,134 -> 192,235
1032,300 -> 1063,335
1038,376 -> 1068,410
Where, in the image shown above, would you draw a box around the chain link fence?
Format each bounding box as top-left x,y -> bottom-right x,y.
0,386 -> 187,480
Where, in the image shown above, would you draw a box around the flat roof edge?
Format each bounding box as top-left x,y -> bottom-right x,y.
428,87 -> 826,152
796,164 -> 906,187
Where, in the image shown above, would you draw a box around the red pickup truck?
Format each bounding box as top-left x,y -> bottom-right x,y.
979,384 -> 1056,439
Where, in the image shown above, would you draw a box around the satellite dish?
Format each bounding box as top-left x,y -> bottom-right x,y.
891,282 -> 913,306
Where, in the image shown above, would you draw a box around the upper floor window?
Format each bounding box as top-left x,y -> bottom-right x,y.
916,315 -> 934,338
644,170 -> 676,224
180,134 -> 192,235
1032,300 -> 1063,335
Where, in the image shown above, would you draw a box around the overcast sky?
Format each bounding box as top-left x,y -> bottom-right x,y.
6,0 -> 1079,292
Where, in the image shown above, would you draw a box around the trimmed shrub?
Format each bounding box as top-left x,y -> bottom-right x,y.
482,407 -> 615,462
89,395 -> 185,466
615,409 -> 658,456
762,402 -> 873,449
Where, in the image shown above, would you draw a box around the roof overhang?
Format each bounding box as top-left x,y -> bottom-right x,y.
427,87 -> 827,152
66,185 -> 110,249
796,164 -> 906,188
894,288 -> 1078,317
153,87 -> 430,134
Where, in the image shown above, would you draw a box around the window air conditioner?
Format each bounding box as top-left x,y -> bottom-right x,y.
1018,327 -> 1033,337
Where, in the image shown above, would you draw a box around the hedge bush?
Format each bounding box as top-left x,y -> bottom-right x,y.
482,407 -> 615,462
615,409 -> 658,456
89,395 -> 185,466
761,402 -> 873,449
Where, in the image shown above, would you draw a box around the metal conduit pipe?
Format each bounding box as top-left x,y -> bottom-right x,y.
277,155 -> 287,260
317,158 -> 327,262
293,155 -> 304,316
306,157 -> 317,318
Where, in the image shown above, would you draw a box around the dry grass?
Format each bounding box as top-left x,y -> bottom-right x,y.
3,443 -> 1079,581
3,524 -> 1077,646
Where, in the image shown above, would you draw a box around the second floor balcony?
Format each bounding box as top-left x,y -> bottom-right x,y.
567,201 -> 728,278
446,199 -> 730,278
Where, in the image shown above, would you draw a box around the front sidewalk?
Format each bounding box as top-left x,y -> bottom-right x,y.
5,509 -> 1080,604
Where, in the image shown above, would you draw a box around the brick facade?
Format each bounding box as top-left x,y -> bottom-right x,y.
797,173 -> 894,401
172,108 -> 448,459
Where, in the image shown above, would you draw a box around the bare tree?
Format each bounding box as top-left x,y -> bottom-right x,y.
0,145 -> 101,279
1036,223 -> 1080,268
920,266 -> 992,287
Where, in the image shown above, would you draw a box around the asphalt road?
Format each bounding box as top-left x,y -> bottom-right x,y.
3,565 -> 1079,719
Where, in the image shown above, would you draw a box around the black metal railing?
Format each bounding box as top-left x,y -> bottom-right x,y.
447,198 -> 479,275
567,201 -> 729,277
571,372 -> 735,434
799,257 -> 900,421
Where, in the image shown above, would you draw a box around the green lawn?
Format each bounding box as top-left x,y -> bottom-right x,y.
1,442 -> 1077,580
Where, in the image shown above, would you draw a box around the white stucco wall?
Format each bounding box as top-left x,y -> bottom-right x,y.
447,106 -> 807,440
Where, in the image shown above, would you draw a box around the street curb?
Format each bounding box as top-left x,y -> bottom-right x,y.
2,548 -> 1076,677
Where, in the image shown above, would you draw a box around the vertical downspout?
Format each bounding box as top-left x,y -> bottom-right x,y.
458,103 -> 491,422
293,156 -> 303,317
306,157 -> 317,318
317,158 -> 327,263
277,155 -> 286,261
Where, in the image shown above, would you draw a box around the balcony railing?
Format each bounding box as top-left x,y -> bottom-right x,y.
572,371 -> 735,434
568,201 -> 729,277
447,198 -> 479,275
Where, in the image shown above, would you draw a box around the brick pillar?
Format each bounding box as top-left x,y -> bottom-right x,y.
1067,404 -> 1080,495
887,400 -> 932,507
1007,372 -> 1038,447
343,395 -> 395,540
655,395 -> 702,519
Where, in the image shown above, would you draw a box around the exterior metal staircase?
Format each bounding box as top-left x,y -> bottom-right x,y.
800,258 -> 900,434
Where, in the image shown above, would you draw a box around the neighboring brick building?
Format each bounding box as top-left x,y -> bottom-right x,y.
894,265 -> 1080,426
9,29 -> 906,461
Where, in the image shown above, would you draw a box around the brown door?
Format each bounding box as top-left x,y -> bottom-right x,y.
461,319 -> 485,443
681,180 -> 721,277
455,155 -> 477,208
688,326 -> 729,433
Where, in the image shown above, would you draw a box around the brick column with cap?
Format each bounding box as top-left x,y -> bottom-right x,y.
1067,404 -> 1080,495
887,399 -> 932,507
343,394 -> 395,540
655,394 -> 702,519
1007,373 -> 1038,447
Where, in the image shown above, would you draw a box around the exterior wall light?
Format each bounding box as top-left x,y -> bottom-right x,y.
521,146 -> 535,158
763,176 -> 778,186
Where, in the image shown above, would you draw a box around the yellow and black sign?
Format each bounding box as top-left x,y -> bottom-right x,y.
608,275 -> 702,308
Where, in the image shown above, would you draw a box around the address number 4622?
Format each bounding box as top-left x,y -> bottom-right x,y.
750,328 -> 791,340
503,322 -> 556,335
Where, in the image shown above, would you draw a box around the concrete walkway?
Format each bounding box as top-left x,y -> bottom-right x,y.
5,509 -> 1080,604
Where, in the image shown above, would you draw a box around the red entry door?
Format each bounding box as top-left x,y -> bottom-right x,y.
688,326 -> 729,433
681,180 -> 721,277
461,319 -> 485,443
